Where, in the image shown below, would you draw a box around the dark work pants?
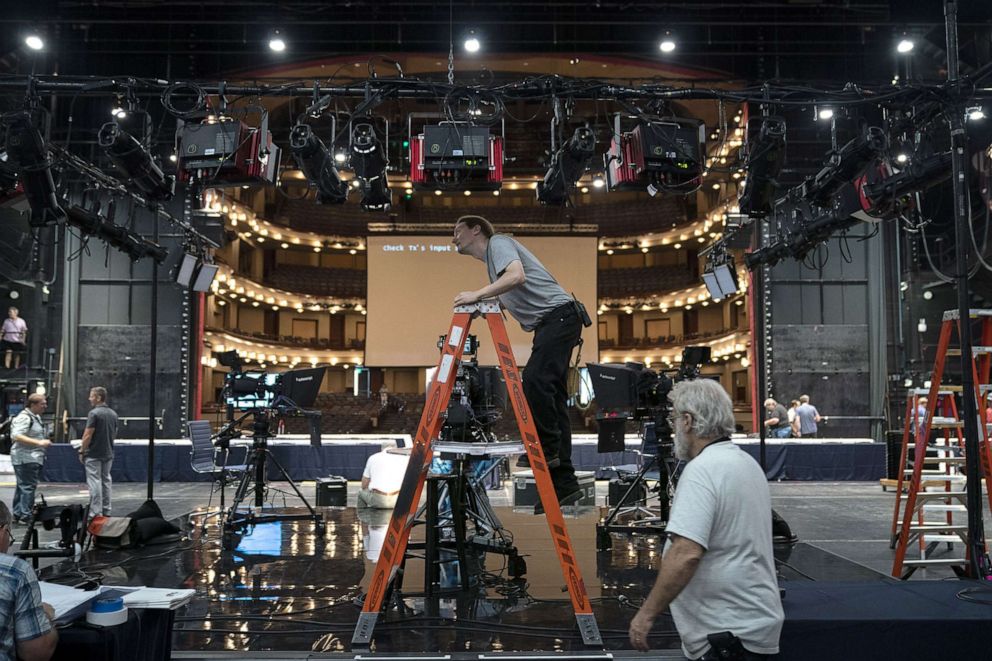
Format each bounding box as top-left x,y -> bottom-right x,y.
522,306 -> 582,495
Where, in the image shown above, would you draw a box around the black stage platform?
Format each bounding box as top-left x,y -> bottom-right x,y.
36,505 -> 992,660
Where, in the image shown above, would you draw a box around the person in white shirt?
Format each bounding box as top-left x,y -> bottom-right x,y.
2,307 -> 28,370
9,395 -> 51,524
629,379 -> 783,660
357,442 -> 410,509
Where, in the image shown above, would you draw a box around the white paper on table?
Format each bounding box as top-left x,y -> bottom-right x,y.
38,581 -> 101,623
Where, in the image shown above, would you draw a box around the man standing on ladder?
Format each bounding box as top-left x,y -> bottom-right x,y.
452,215 -> 590,510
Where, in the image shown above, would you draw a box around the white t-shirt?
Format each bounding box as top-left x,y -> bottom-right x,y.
362,450 -> 410,492
664,441 -> 784,659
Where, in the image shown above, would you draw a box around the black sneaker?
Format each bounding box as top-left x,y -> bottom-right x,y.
516,453 -> 561,470
534,488 -> 584,515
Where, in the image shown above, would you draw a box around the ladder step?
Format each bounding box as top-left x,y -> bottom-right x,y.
941,309 -> 992,321
929,421 -> 965,429
909,523 -> 968,533
904,469 -> 965,475
921,503 -> 968,513
944,348 -> 991,356
919,456 -> 967,464
917,491 -> 967,499
902,558 -> 968,567
922,533 -> 964,544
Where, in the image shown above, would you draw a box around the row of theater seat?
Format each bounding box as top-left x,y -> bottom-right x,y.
267,265 -> 366,298
598,265 -> 696,297
600,328 -> 741,350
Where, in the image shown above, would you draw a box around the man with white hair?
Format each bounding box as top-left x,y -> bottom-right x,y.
629,379 -> 783,659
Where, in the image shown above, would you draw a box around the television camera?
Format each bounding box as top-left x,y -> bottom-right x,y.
435,334 -> 507,442
588,346 -> 711,550
213,351 -> 327,548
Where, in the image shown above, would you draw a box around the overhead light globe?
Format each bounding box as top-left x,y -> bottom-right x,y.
24,35 -> 44,51
464,31 -> 481,53
659,39 -> 676,53
268,32 -> 286,52
896,39 -> 914,53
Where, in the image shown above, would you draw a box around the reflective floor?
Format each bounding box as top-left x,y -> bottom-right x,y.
40,502 -> 891,655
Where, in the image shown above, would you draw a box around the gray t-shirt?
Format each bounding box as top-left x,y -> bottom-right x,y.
796,403 -> 819,435
769,404 -> 789,430
485,235 -> 572,331
85,404 -> 118,460
664,441 -> 784,659
9,410 -> 46,466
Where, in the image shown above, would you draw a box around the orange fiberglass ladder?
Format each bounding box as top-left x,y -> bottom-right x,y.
887,388 -> 964,547
351,300 -> 603,649
891,309 -> 992,578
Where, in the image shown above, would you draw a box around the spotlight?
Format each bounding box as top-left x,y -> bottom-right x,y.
896,38 -> 914,53
24,35 -> 44,51
174,253 -> 198,288
659,32 -> 676,52
738,116 -> 786,218
2,111 -> 64,227
98,122 -> 175,201
66,205 -> 168,263
922,290 -> 933,300
463,30 -> 481,53
537,126 -> 596,206
801,127 -> 886,206
817,107 -> 834,121
350,119 -> 391,211
592,177 -> 605,189
289,123 -> 348,204
895,153 -> 909,164
269,31 -> 286,52
966,107 -> 985,121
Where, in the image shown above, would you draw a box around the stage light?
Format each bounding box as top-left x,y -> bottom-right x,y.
738,116 -> 786,218
817,107 -> 834,121
659,33 -> 676,52
269,31 -> 286,52
967,107 -> 985,121
896,153 -> 909,163
24,35 -> 44,51
174,253 -> 198,287
464,30 -> 481,53
537,126 -> 596,206
801,127 -> 886,206
350,119 -> 391,212
333,149 -> 348,164
592,177 -> 605,188
98,122 -> 175,201
923,290 -> 933,300
66,204 -> 168,263
896,38 -> 914,53
289,123 -> 348,204
111,106 -> 127,119
2,111 -> 64,227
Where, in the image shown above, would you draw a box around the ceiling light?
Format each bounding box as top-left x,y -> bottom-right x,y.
967,107 -> 985,121
24,35 -> 44,51
464,30 -> 481,53
592,177 -> 605,189
269,31 -> 286,52
659,32 -> 676,53
896,38 -> 914,54
896,153 -> 908,163
818,108 -> 834,121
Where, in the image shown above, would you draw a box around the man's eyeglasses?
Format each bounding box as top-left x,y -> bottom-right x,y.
1,524 -> 15,545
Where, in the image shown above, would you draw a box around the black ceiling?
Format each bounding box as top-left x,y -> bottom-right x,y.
2,1 -> 990,83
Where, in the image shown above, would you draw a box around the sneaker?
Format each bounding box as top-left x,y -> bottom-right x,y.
533,488 -> 584,515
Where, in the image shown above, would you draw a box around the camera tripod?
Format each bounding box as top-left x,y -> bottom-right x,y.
217,405 -> 324,550
596,420 -> 681,550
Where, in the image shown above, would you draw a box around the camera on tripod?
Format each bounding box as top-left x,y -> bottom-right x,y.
216,349 -> 326,447
587,346 -> 712,454
436,333 -> 507,442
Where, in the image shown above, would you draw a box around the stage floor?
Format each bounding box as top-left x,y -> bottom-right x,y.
9,482 -> 992,659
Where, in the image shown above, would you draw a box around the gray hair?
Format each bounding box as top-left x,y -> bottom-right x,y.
90,386 -> 108,403
669,379 -> 736,440
799,394 -> 810,403
0,501 -> 10,527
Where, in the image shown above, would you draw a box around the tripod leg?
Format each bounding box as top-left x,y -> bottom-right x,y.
601,455 -> 658,527
265,450 -> 323,530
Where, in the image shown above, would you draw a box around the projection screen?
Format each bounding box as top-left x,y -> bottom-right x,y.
366,235 -> 598,367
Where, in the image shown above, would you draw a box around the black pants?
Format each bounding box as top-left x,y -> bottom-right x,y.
522,303 -> 582,495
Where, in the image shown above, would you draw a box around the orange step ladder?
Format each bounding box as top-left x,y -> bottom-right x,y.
351,300 -> 603,648
887,388 -> 964,548
892,309 -> 992,578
